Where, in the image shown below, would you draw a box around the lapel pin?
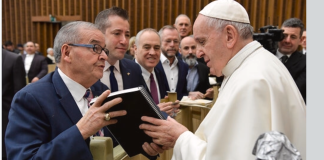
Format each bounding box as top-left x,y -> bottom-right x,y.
127,73 -> 130,76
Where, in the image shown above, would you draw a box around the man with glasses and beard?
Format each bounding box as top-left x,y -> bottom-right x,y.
179,36 -> 212,100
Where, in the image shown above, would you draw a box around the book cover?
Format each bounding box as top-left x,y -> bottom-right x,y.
91,86 -> 166,159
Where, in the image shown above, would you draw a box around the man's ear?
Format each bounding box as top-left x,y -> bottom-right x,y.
224,25 -> 238,49
134,44 -> 138,56
61,44 -> 72,63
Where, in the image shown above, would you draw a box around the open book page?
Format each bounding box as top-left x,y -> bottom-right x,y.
180,96 -> 213,108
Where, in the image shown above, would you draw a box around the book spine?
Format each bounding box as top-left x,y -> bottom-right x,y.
139,87 -> 165,119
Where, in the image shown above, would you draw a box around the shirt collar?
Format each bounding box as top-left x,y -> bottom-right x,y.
26,54 -> 35,57
135,59 -> 154,82
222,41 -> 262,77
58,68 -> 88,102
160,53 -> 179,66
104,60 -> 120,72
276,49 -> 292,58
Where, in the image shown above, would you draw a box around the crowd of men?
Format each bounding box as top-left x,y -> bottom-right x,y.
3,0 -> 306,159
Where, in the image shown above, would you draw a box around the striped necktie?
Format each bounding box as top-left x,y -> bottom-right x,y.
84,89 -> 104,137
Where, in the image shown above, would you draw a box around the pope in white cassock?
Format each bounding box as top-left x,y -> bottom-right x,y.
139,0 -> 306,159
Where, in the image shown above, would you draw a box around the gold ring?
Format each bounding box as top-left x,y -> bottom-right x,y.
105,113 -> 110,121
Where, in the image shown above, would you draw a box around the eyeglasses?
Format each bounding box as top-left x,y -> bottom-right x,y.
68,44 -> 109,55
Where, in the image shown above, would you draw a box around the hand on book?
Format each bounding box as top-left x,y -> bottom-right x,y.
142,142 -> 164,156
76,90 -> 127,139
188,91 -> 205,100
139,116 -> 188,149
158,101 -> 180,117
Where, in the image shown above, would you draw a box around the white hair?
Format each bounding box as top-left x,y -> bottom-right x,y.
205,16 -> 254,39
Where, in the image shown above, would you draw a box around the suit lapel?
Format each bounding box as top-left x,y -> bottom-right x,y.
285,51 -> 301,68
119,59 -> 131,89
156,61 -> 170,90
29,54 -> 37,73
52,69 -> 83,124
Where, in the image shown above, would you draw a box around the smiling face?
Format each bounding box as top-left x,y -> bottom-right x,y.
160,29 -> 180,59
193,15 -> 230,76
67,28 -> 108,85
135,31 -> 161,73
174,16 -> 192,39
104,15 -> 130,65
278,27 -> 302,55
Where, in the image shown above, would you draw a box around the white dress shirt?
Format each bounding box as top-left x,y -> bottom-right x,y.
101,60 -> 124,91
275,49 -> 292,59
24,54 -> 35,74
160,53 -> 178,92
135,60 -> 161,102
58,68 -> 89,116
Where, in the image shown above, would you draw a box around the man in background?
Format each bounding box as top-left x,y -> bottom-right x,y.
3,41 -> 20,54
35,43 -> 43,55
300,29 -> 306,54
276,18 -> 306,103
174,14 -> 192,40
179,36 -> 211,100
22,41 -> 48,83
155,25 -> 188,100
2,49 -> 26,160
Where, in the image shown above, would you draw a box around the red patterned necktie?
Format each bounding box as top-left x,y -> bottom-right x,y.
84,89 -> 104,137
150,73 -> 159,104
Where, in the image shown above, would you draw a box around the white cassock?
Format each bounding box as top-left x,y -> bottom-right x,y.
172,41 -> 306,160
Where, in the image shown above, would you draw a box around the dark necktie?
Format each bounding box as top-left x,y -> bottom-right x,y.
84,89 -> 104,137
280,55 -> 288,64
109,66 -> 118,92
150,73 -> 159,104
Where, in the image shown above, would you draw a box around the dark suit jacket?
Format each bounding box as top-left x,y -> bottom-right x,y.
2,49 -> 26,159
119,58 -> 144,89
5,70 -> 109,160
156,59 -> 189,100
193,62 -> 211,94
284,51 -> 306,103
22,54 -> 48,82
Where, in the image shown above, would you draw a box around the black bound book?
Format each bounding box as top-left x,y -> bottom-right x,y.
91,86 -> 167,159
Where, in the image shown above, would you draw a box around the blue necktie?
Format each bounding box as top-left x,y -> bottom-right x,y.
109,66 -> 118,92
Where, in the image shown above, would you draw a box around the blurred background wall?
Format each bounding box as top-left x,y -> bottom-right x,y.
2,0 -> 306,56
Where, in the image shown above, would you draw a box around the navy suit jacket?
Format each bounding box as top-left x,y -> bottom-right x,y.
22,54 -> 48,82
156,59 -> 189,100
119,58 -> 145,89
5,69 -> 109,160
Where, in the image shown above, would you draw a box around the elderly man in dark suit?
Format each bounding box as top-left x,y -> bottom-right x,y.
155,25 -> 189,100
275,18 -> 306,103
2,49 -> 26,160
22,41 -> 48,83
179,36 -> 212,100
5,21 -> 127,160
